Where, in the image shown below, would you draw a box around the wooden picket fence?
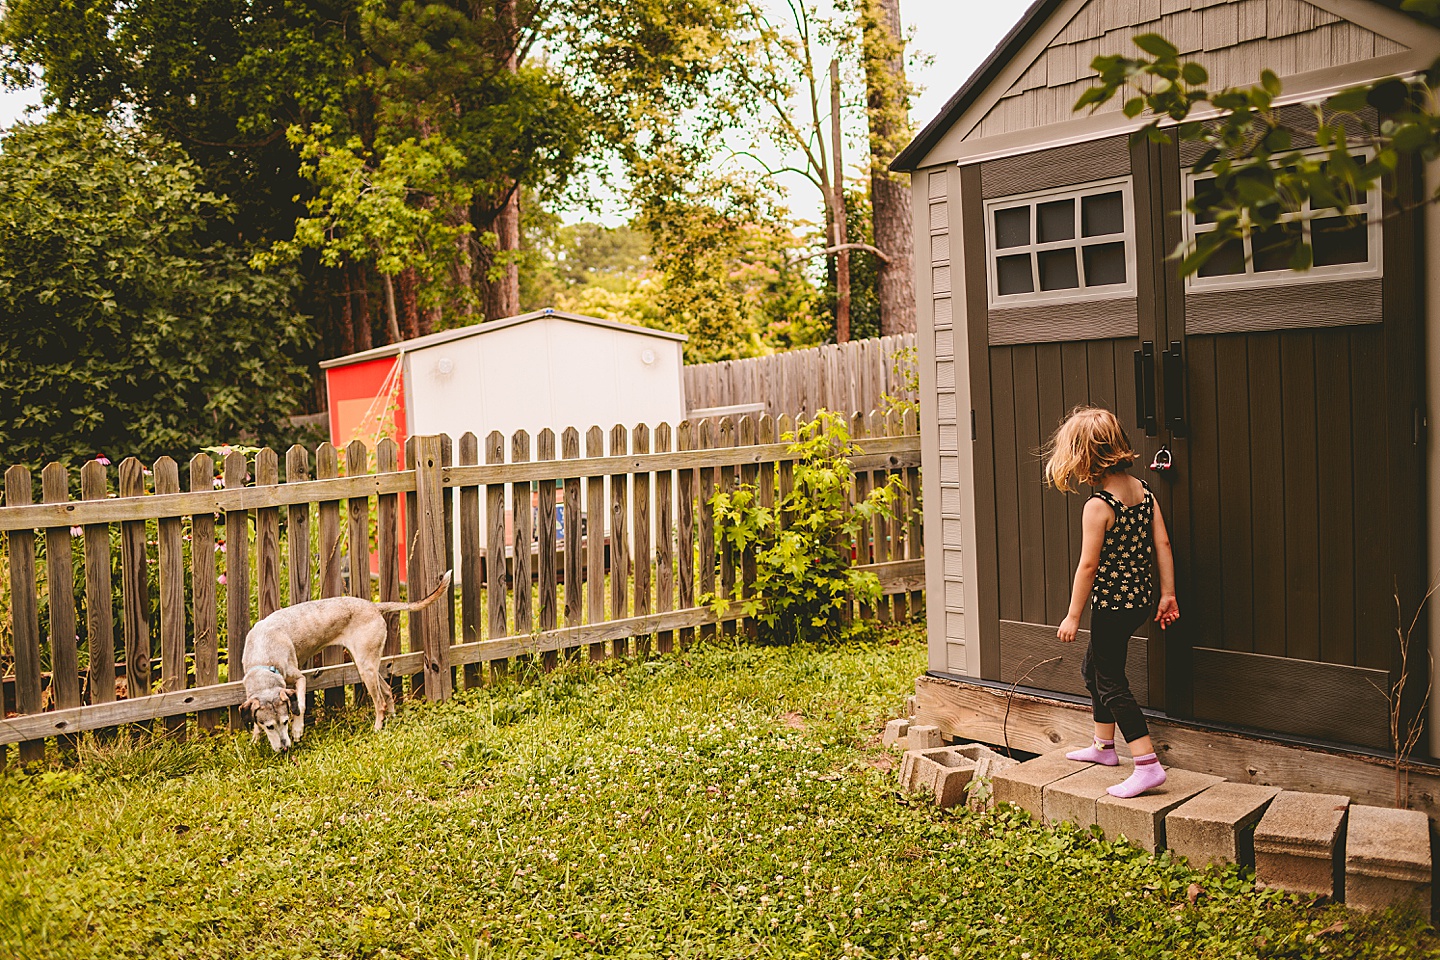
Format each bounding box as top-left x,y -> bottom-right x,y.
0,413 -> 923,761
684,334 -> 917,421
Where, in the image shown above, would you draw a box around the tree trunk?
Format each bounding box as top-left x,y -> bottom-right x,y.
862,0 -> 916,335
400,267 -> 421,339
338,269 -> 356,357
475,0 -> 521,321
382,272 -> 401,344
830,59 -> 850,344
352,263 -> 373,352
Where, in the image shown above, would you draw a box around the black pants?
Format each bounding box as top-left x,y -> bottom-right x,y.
1082,606 -> 1151,743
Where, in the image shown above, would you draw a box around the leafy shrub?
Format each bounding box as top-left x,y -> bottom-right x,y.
708,411 -> 901,644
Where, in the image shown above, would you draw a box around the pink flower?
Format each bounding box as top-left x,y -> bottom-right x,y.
69,526 -> 83,538
217,573 -> 227,585
212,478 -> 224,489
219,444 -> 232,456
96,455 -> 111,466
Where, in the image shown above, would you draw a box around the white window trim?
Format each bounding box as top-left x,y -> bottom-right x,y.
1182,151 -> 1384,293
983,176 -> 1138,309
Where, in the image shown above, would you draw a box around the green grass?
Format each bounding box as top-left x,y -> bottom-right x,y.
1,624 -> 1433,960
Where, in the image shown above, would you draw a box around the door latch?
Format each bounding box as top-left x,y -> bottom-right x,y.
1149,445 -> 1174,473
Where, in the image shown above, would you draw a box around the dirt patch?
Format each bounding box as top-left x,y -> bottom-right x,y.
781,711 -> 807,730
865,753 -> 895,773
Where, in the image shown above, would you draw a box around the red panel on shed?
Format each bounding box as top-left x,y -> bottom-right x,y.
325,354 -> 409,581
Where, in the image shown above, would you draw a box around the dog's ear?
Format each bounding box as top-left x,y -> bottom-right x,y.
286,688 -> 299,713
239,697 -> 259,719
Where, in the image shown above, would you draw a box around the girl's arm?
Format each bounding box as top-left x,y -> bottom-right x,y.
1152,498 -> 1180,629
1059,498 -> 1109,643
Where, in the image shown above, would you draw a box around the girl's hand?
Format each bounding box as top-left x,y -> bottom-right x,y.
1155,595 -> 1180,630
1057,615 -> 1080,643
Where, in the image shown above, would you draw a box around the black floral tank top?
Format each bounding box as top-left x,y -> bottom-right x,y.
1089,481 -> 1155,611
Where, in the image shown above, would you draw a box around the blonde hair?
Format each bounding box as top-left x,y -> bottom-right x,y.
1043,406 -> 1138,493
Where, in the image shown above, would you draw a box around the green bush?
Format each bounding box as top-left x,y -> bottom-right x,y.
709,411 -> 901,644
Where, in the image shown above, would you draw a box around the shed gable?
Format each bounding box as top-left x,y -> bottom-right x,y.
970,0 -> 1408,141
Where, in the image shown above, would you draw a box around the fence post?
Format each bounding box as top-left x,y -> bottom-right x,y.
413,435 -> 453,701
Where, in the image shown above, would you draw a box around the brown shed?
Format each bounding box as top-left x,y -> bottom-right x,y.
893,0 -> 1440,761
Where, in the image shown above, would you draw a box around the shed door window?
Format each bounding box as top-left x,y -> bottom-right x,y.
1184,154 -> 1382,290
985,178 -> 1136,307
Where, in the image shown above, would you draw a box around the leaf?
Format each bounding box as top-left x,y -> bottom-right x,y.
1288,242 -> 1314,272
1123,97 -> 1146,119
1186,882 -> 1202,906
1180,62 -> 1208,86
1132,33 -> 1180,59
1260,69 -> 1282,97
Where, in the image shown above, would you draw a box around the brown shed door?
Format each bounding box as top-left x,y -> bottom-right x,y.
966,141 -> 1424,753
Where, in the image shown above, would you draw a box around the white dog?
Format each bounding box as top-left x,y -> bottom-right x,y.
240,571 -> 452,751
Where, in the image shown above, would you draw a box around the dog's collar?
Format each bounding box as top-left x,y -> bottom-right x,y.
244,665 -> 283,678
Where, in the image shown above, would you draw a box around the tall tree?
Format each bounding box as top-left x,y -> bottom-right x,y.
859,0 -> 915,335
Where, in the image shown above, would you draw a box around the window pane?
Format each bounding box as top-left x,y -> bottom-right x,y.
1081,192 -> 1125,237
1195,234 -> 1245,277
1312,214 -> 1369,266
1252,222 -> 1303,272
996,253 -> 1034,295
994,207 -> 1030,248
1037,198 -> 1075,243
1193,177 -> 1221,225
1082,242 -> 1127,286
1038,248 -> 1080,290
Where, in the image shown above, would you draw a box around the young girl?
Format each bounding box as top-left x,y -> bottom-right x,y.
1043,406 -> 1180,799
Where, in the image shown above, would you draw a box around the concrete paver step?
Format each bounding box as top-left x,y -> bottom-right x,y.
1255,790 -> 1351,899
1165,782 -> 1282,869
992,749 -> 1095,819
1097,767 -> 1226,853
1345,804 -> 1432,921
1042,760 -> 1132,829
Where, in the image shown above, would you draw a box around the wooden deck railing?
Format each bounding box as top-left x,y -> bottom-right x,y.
0,412 -> 922,758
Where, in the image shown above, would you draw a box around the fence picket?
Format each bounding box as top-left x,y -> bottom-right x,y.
887,409 -> 908,622
511,430 -> 533,645
738,417 -> 757,638
633,425 -> 652,655
905,409 -> 924,616
654,423 -> 673,654
153,457 -> 186,736
537,428 -> 558,668
347,440 -> 372,702
6,465 -> 42,763
585,426 -> 605,659
404,436 -> 424,696
414,435 -> 452,700
118,458 -> 151,719
40,464 -> 80,723
81,461 -> 116,718
853,412 -> 874,622
315,443 -> 345,709
458,432 -> 482,688
697,420 -> 716,642
609,425 -> 629,655
375,438 -> 403,701
562,428 -> 583,634
485,431 -> 507,677
718,417 -> 736,637
441,435 -> 456,650
222,452 -> 249,729
191,454 -> 219,730
255,449 -> 281,622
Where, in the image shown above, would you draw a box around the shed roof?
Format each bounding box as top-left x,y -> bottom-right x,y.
890,0 -> 1414,173
319,308 -> 688,370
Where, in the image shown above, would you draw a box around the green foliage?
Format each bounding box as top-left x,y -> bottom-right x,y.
1077,13 -> 1440,277
0,115 -> 311,470
0,628 -> 1434,959
709,412 -> 900,644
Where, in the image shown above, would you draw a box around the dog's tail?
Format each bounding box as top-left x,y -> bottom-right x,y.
375,570 -> 453,616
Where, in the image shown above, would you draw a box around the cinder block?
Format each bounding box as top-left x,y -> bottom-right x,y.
908,725 -> 944,749
1043,761 -> 1133,829
992,750 -> 1093,819
905,695 -> 917,718
1166,782 -> 1281,869
1345,805 -> 1432,920
882,718 -> 910,747
897,747 -> 977,808
1096,767 -> 1225,852
1254,791 -> 1350,899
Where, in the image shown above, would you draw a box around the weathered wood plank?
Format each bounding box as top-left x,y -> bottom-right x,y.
537,429 -> 559,668
118,458 -> 151,713
585,426 -> 606,660
654,423 -> 674,654
562,428 -> 583,633
511,430 -> 533,645
81,462 -> 116,714
375,438 -> 403,701
738,416 -> 758,639
405,436 -> 425,696
222,451 -> 249,729
191,454 -> 220,730
6,465 -> 43,763
414,435 -> 453,700
153,457 -> 186,736
676,421 -> 695,650
697,420 -> 717,641
284,446 -> 312,611
718,417 -> 736,637
632,424 -> 651,655
316,443 -> 345,709
485,431 -> 508,678
609,425 -> 630,656
854,413 -> 875,622
255,449 -> 281,622
458,432 -> 482,688
347,440 -> 372,703
40,464 -> 80,718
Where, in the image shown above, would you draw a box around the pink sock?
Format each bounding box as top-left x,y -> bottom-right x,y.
1066,738 -> 1118,765
1107,753 -> 1166,798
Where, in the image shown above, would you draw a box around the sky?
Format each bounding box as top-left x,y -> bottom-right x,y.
0,1 -> 1034,224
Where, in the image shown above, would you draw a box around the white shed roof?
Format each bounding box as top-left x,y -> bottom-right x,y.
319,308 -> 687,370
